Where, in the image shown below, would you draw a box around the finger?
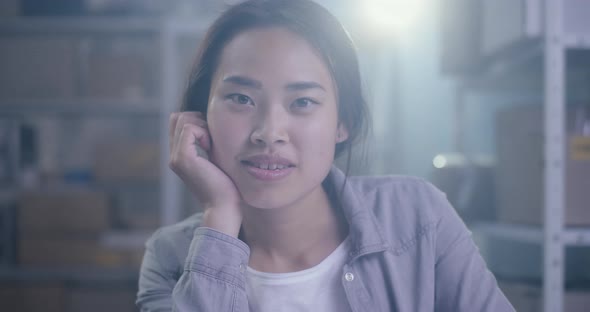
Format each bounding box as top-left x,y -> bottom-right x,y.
182,110 -> 204,120
179,123 -> 210,155
174,113 -> 208,151
174,112 -> 206,145
177,123 -> 211,160
174,113 -> 192,153
169,113 -> 180,151
188,122 -> 211,152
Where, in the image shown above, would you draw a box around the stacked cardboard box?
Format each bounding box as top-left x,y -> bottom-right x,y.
0,37 -> 76,99
0,282 -> 65,312
94,141 -> 160,182
113,189 -> 160,229
67,285 -> 138,312
495,106 -> 590,225
499,280 -> 590,312
81,37 -> 158,100
0,36 -> 158,101
0,0 -> 19,17
19,190 -> 109,234
0,282 -> 138,312
93,140 -> 161,230
17,189 -> 142,269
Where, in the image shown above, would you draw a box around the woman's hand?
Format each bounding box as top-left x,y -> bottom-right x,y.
169,112 -> 243,237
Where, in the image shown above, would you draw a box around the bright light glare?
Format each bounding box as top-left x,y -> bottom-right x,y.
362,0 -> 425,33
433,155 -> 447,169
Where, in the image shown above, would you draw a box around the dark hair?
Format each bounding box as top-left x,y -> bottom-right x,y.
182,0 -> 369,173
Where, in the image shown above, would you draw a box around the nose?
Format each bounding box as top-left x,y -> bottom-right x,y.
250,108 -> 289,146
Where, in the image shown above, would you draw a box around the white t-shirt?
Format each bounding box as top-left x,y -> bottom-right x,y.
245,238 -> 353,312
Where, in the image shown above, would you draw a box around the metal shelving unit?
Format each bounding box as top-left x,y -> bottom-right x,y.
473,223 -> 590,247
0,99 -> 161,116
455,1 -> 590,311
0,17 -> 161,34
0,17 -> 209,256
543,1 -> 567,309
0,267 -> 138,283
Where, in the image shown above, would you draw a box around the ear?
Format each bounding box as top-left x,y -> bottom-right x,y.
335,123 -> 349,143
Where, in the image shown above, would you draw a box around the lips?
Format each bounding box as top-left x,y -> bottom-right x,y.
240,154 -> 296,181
240,154 -> 295,169
245,162 -> 290,170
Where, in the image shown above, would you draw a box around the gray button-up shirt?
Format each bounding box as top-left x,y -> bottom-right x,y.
137,166 -> 514,311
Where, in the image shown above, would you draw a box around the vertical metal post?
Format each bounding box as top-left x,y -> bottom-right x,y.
160,21 -> 182,226
372,41 -> 401,174
453,81 -> 466,155
543,0 -> 566,311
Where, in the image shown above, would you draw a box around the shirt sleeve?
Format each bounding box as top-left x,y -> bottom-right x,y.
431,187 -> 515,312
137,227 -> 250,312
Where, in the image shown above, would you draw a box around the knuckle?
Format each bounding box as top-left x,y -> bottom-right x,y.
169,158 -> 181,172
170,113 -> 181,124
176,113 -> 185,124
182,123 -> 197,133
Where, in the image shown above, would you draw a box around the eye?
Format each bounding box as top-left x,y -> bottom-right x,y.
227,94 -> 253,105
292,98 -> 318,109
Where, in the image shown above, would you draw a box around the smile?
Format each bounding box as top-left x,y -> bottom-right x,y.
241,161 -> 293,170
240,154 -> 296,181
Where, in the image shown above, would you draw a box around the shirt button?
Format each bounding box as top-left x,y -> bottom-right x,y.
344,272 -> 354,282
239,264 -> 246,273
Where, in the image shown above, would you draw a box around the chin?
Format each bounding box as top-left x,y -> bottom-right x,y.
242,195 -> 288,210
240,189 -> 293,210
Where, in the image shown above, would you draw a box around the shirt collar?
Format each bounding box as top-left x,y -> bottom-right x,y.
326,165 -> 388,260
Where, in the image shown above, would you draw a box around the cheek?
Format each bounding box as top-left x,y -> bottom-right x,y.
297,114 -> 339,158
207,112 -> 248,163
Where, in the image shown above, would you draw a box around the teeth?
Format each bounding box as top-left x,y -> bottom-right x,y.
251,163 -> 289,170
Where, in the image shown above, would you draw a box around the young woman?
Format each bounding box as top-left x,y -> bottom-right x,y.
137,0 -> 514,311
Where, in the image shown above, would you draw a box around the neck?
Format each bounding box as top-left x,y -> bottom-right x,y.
240,185 -> 348,273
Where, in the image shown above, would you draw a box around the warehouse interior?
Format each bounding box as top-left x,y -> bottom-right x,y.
1,0 -> 589,311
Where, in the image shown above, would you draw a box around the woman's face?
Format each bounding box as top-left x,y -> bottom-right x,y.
207,27 -> 348,209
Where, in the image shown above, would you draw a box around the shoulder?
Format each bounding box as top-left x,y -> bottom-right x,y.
346,175 -> 453,247
347,174 -> 449,218
347,174 -> 441,199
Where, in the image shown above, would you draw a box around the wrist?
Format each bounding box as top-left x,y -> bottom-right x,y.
201,205 -> 242,238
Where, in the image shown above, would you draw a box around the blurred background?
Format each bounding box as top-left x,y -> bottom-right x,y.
0,0 -> 589,311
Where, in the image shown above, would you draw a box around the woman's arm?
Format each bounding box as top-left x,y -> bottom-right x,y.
137,229 -> 176,311
137,227 -> 250,312
136,112 -> 247,310
432,188 -> 515,312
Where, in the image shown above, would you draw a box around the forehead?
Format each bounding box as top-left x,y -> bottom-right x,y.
213,27 -> 335,91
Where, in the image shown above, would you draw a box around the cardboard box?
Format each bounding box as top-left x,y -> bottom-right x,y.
0,203 -> 17,266
66,286 -> 138,312
0,0 -> 19,17
18,189 -> 110,234
81,38 -> 157,100
0,37 -> 76,99
113,189 -> 159,229
19,237 -> 142,269
0,282 -> 138,312
482,236 -> 590,283
499,280 -> 590,312
94,141 -> 160,182
0,282 -> 66,312
495,106 -> 590,225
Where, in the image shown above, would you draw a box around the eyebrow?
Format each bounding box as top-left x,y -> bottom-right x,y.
222,75 -> 262,89
285,81 -> 326,92
222,75 -> 326,92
